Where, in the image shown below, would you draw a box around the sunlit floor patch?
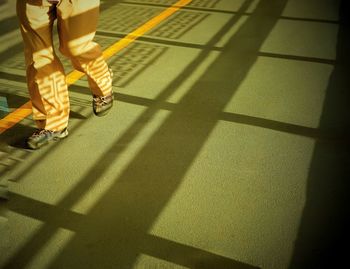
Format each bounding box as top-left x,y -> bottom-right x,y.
149,121 -> 314,269
25,228 -> 75,269
133,254 -> 189,269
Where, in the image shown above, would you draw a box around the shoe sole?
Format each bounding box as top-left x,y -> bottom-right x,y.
27,129 -> 69,150
93,103 -> 113,117
55,129 -> 69,139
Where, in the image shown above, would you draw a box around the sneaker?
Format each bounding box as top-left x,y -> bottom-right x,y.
26,128 -> 68,150
93,92 -> 114,117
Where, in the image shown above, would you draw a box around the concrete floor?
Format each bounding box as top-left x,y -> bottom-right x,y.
0,0 -> 349,268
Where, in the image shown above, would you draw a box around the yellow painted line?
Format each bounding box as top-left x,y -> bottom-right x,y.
0,102 -> 32,133
0,0 -> 192,134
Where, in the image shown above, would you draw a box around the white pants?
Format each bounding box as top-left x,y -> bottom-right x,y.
17,0 -> 112,131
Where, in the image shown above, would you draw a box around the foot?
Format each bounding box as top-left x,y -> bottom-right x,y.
93,92 -> 114,117
26,128 -> 68,150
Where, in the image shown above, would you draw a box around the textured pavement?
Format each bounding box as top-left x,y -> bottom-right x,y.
0,0 -> 348,268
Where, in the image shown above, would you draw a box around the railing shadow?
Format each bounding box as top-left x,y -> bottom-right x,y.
1,0 -> 347,268
2,0 -> 289,268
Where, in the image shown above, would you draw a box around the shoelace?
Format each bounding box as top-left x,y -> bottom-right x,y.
32,129 -> 52,137
47,0 -> 72,3
94,95 -> 112,105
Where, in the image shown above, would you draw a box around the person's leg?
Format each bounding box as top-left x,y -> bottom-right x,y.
56,0 -> 113,116
16,0 -> 70,132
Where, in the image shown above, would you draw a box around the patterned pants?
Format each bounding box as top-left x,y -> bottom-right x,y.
16,0 -> 112,131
